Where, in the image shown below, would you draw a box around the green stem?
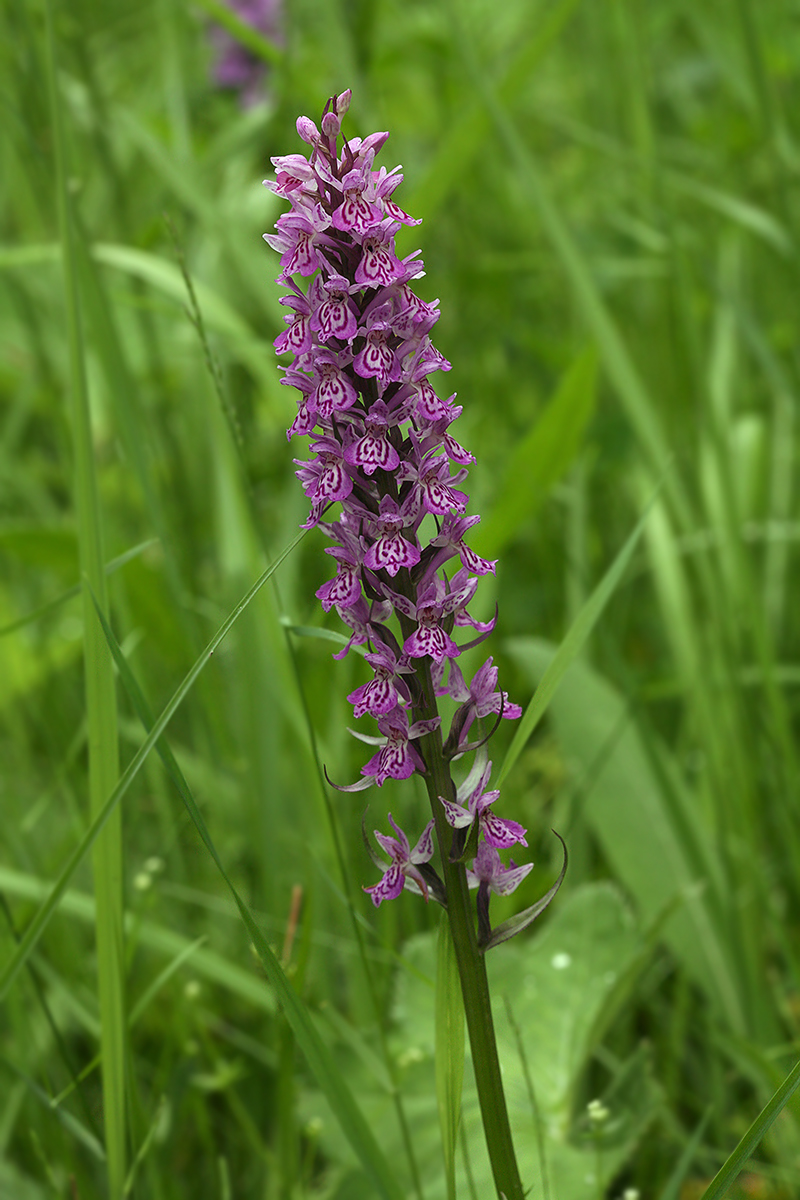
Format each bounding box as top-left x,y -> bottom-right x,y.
411,649 -> 524,1200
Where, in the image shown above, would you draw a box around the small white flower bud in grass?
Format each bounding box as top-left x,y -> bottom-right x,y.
587,1098 -> 610,1126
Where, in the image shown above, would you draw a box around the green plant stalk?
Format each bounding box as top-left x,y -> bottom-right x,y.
45,4 -> 126,1194
412,650 -> 524,1200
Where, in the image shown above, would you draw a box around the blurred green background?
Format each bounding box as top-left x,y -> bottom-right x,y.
2,0 -> 800,1197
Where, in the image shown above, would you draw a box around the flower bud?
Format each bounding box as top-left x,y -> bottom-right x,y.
296,116 -> 319,144
321,111 -> 340,137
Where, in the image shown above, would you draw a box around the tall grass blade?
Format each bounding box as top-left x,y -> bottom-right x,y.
498,500 -> 654,786
449,3 -> 691,533
89,585 -> 405,1200
0,531 -> 304,1003
699,1058 -> 800,1200
45,4 -> 125,1192
435,914 -> 465,1200
472,346 -> 597,558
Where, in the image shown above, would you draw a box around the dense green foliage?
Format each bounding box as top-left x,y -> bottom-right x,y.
2,0 -> 799,1196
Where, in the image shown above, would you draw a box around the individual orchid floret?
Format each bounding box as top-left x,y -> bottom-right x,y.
446,656 -> 523,744
360,707 -> 439,786
362,495 -> 420,576
370,166 -> 422,227
467,841 -> 533,898
347,648 -> 413,718
263,208 -> 333,279
363,815 -> 435,906
344,401 -> 401,474
440,754 -> 527,849
332,596 -> 392,660
354,219 -> 406,288
331,165 -> 383,235
397,449 -> 469,519
429,514 -> 497,577
274,288 -> 312,356
396,573 -> 477,663
309,273 -> 360,343
311,350 -> 359,418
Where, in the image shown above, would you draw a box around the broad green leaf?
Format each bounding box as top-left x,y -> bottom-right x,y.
302,884 -> 655,1199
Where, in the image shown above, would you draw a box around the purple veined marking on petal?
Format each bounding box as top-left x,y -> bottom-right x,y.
354,330 -> 395,381
275,315 -> 310,356
355,233 -> 403,288
314,364 -> 357,416
351,433 -> 400,475
316,568 -> 362,611
314,459 -> 352,503
405,623 -> 458,662
364,531 -> 420,576
317,299 -> 356,342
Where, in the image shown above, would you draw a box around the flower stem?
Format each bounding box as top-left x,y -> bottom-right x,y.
415,657 -> 524,1200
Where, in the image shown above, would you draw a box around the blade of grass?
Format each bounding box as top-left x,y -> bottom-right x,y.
0,530 -> 305,1004
45,4 -> 126,1193
448,1 -> 691,535
472,345 -> 597,559
435,913 -> 465,1200
699,1058 -> 800,1200
497,497 -> 655,786
89,586 -> 405,1200
0,866 -> 277,1015
0,539 -> 158,639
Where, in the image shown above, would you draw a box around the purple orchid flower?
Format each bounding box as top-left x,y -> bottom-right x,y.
440,752 -> 527,849
467,841 -> 534,897
363,815 -> 435,906
265,91 -> 535,911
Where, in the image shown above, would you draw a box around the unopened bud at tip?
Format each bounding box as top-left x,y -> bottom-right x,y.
321,111 -> 340,137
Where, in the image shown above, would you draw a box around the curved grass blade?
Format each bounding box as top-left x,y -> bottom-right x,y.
658,1108 -> 711,1200
498,499 -> 655,786
699,1059 -> 800,1200
89,585 -> 405,1200
0,531 -> 305,1005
